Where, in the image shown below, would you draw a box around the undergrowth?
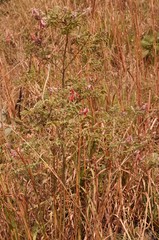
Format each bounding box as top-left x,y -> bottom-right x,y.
1,0 -> 159,239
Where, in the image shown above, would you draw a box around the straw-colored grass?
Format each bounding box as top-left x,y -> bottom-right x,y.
1,0 -> 159,239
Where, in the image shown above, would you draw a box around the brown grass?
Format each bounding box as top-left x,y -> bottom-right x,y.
1,0 -> 159,239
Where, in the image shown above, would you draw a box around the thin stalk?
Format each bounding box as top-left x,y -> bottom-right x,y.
60,32 -> 69,238
76,124 -> 82,240
62,33 -> 69,89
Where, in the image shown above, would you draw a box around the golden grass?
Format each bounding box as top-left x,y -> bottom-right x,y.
1,0 -> 159,239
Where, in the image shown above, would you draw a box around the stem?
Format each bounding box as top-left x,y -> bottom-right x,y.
60,32 -> 69,235
62,33 -> 69,89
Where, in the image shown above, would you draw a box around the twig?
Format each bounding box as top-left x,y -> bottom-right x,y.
42,63 -> 51,101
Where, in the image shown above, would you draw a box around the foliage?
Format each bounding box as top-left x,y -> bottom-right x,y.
1,1 -> 159,239
141,31 -> 159,62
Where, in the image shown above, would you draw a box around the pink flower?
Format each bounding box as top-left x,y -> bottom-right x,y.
5,33 -> 12,43
87,84 -> 93,90
30,33 -> 42,45
10,149 -> 18,158
79,108 -> 89,115
5,31 -> 15,46
31,8 -> 41,20
125,135 -> 133,144
69,89 -> 79,102
39,18 -> 47,29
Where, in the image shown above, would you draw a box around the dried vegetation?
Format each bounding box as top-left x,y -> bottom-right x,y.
1,0 -> 159,239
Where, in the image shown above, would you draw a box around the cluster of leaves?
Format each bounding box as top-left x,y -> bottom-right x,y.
141,31 -> 159,62
24,7 -> 90,62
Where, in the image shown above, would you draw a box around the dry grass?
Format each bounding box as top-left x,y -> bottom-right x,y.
1,0 -> 159,239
